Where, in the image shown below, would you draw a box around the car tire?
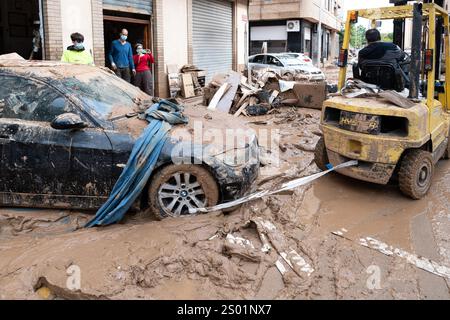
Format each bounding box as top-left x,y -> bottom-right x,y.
399,149 -> 434,200
314,137 -> 329,171
148,164 -> 219,220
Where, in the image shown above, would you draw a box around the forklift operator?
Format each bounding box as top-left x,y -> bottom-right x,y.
358,29 -> 406,66
358,28 -> 409,85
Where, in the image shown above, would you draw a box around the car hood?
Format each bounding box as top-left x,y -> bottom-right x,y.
113,105 -> 258,155
291,64 -> 323,73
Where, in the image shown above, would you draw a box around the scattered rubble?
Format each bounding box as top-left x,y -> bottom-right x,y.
1,66 -> 449,300
168,64 -> 206,98
202,68 -> 328,117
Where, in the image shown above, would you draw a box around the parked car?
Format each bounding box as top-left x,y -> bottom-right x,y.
0,56 -> 260,219
248,53 -> 326,81
282,52 -> 313,65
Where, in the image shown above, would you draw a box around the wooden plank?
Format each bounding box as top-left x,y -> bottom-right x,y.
269,90 -> 279,104
103,15 -> 151,25
208,83 -> 231,111
215,71 -> 241,113
181,74 -> 195,98
234,102 -> 249,117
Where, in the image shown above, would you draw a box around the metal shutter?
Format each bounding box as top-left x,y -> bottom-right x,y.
192,0 -> 233,82
103,0 -> 152,15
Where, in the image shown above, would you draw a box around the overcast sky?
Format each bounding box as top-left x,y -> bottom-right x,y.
343,0 -> 391,11
343,0 -> 393,33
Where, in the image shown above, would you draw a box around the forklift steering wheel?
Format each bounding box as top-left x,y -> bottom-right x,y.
400,52 -> 412,67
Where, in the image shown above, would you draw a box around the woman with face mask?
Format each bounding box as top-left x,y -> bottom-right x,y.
132,43 -> 155,96
61,33 -> 94,65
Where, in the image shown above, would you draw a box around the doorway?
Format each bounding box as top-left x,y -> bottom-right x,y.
103,11 -> 152,68
0,0 -> 43,59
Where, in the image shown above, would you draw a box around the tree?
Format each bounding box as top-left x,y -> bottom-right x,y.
382,33 -> 394,42
350,25 -> 367,49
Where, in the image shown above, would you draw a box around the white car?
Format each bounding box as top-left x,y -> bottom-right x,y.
282,52 -> 313,65
248,53 -> 325,81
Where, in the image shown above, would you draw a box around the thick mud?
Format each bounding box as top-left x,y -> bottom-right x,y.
0,67 -> 449,300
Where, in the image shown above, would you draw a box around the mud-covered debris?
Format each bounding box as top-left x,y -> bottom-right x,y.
223,234 -> 264,262
252,218 -> 314,278
202,67 -> 328,118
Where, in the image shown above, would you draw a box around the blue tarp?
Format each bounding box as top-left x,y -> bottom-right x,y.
85,100 -> 188,227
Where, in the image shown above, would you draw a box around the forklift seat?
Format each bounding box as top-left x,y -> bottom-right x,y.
354,60 -> 406,92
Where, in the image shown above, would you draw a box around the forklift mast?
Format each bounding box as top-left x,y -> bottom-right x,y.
391,0 -> 445,78
392,0 -> 407,49
409,2 -> 422,99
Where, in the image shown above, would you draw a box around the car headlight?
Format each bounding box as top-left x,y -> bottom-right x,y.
219,148 -> 249,167
296,69 -> 310,75
213,135 -> 259,167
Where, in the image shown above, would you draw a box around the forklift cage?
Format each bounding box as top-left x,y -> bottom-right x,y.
338,3 -> 450,110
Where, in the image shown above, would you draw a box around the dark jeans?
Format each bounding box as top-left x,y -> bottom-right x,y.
115,67 -> 131,83
133,70 -> 153,95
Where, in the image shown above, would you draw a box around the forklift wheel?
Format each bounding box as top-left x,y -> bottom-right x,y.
399,150 -> 434,200
314,137 -> 329,171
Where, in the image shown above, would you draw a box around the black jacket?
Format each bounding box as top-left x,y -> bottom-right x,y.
358,42 -> 406,66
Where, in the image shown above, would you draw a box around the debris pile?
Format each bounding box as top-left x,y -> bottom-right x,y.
203,69 -> 328,117
338,79 -> 417,109
167,64 -> 206,98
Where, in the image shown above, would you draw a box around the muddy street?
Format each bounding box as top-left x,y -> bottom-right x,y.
1,103 -> 449,300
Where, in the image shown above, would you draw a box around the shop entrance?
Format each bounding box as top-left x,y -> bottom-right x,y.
0,0 -> 43,59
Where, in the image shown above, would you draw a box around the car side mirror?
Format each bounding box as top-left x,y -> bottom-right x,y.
51,113 -> 88,130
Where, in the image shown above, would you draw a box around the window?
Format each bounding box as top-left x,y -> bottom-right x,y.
252,55 -> 265,64
0,75 -> 75,122
61,70 -> 144,120
266,56 -> 283,67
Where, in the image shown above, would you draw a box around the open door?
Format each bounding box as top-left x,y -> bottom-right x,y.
0,0 -> 43,60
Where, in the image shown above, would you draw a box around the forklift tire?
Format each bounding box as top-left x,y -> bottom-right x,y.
398,149 -> 434,200
314,137 -> 329,171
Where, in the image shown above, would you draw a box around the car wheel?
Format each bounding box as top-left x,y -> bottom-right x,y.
314,137 -> 329,171
148,165 -> 219,220
399,149 -> 434,200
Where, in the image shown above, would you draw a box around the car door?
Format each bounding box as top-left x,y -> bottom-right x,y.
249,54 -> 267,72
266,55 -> 285,73
0,74 -> 114,208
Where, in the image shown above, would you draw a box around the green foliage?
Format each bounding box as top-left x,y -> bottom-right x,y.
381,33 -> 394,42
350,24 -> 367,49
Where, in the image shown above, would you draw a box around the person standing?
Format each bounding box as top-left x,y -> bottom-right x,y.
61,33 -> 94,65
108,29 -> 136,82
133,43 -> 155,96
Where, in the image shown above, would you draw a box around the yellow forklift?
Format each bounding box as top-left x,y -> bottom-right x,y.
315,1 -> 450,199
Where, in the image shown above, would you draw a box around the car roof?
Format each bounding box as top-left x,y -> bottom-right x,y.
250,53 -> 302,58
0,53 -> 105,79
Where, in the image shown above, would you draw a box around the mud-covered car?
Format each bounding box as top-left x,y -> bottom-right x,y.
248,53 -> 325,81
0,56 -> 260,219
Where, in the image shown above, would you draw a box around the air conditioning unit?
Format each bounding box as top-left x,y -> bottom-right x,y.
287,20 -> 300,32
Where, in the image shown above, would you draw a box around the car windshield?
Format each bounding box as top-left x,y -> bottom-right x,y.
61,70 -> 147,120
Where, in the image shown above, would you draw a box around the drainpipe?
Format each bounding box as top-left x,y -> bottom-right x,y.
39,0 -> 45,60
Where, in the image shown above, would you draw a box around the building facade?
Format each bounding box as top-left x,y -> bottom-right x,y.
0,0 -> 249,97
248,0 -> 344,65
